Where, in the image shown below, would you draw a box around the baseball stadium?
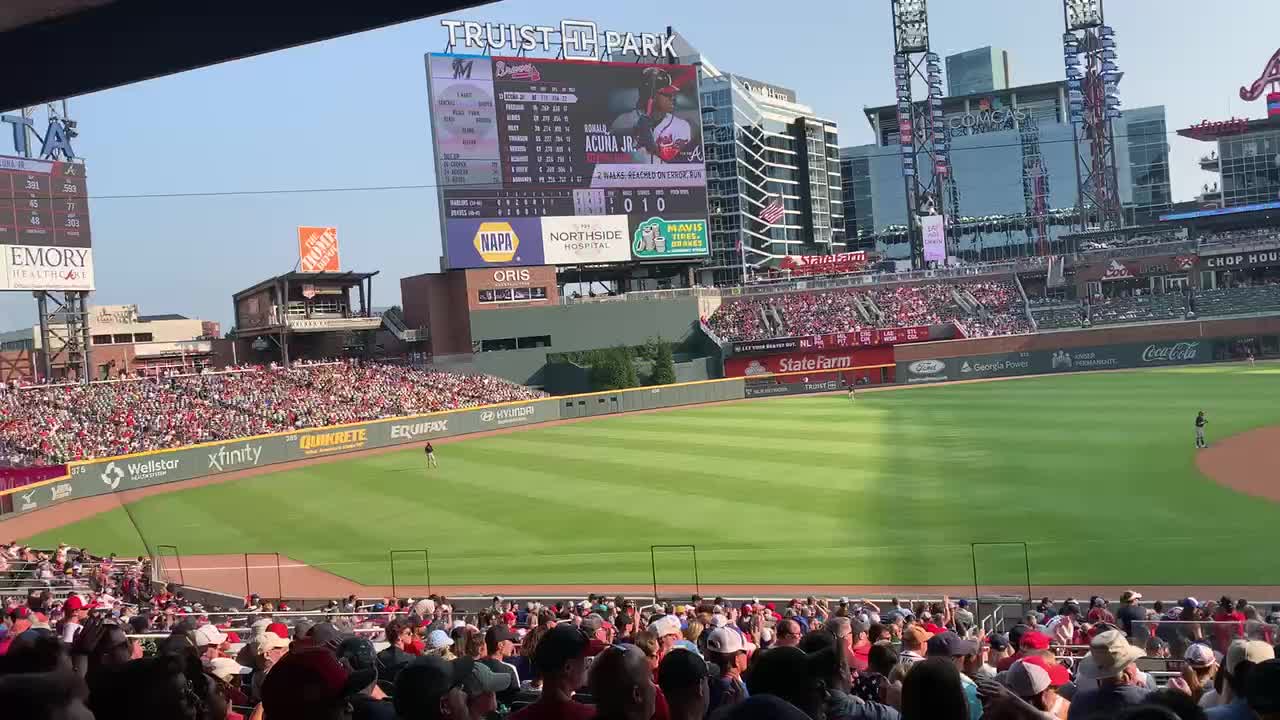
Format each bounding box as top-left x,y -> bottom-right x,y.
4,3 -> 1280,719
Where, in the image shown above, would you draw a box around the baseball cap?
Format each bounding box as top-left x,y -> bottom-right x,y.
206,657 -> 253,682
395,656 -> 511,717
485,624 -> 515,645
533,624 -> 590,673
648,615 -> 682,638
336,637 -> 379,674
927,631 -> 979,658
903,625 -> 933,646
1120,590 -> 1143,603
1226,639 -> 1275,676
1020,655 -> 1070,687
658,647 -> 711,696
581,614 -> 609,633
193,624 -> 228,647
706,627 -> 747,655
1020,632 -> 1051,651
428,629 -> 454,650
988,633 -> 1010,652
64,595 -> 85,612
254,631 -> 291,654
266,622 -> 291,639
1185,643 -> 1217,669
1005,659 -> 1052,697
261,645 -> 373,720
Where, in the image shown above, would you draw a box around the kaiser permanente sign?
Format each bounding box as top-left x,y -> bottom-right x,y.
0,377 -> 747,518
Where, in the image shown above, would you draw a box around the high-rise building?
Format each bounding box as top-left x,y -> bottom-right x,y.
945,47 -> 1012,97
840,80 -> 1173,261
1179,116 -> 1280,209
659,33 -> 845,285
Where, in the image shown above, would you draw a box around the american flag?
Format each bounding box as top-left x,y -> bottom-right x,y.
760,195 -> 785,225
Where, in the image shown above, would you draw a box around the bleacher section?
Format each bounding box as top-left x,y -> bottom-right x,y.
1193,285 -> 1280,317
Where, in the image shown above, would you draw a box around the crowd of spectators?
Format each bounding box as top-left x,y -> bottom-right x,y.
707,281 -> 1031,342
4,544 -> 1280,720
0,361 -> 545,466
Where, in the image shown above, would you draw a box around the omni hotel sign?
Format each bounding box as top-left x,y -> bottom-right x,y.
946,106 -> 1028,137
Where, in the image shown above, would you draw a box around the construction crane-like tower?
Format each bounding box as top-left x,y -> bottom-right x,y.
1063,0 -> 1123,231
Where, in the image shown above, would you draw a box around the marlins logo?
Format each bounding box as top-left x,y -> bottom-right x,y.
473,222 -> 520,263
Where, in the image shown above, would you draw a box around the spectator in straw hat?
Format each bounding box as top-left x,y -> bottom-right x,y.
1066,630 -> 1149,720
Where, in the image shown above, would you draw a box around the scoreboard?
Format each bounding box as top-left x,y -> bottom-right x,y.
426,53 -> 710,269
0,155 -> 93,291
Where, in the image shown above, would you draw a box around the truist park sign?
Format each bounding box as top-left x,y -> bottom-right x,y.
441,19 -> 677,59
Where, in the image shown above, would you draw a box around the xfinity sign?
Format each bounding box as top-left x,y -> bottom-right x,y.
441,19 -> 676,59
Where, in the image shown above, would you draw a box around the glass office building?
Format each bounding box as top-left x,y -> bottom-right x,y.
840,80 -> 1173,260
1177,117 -> 1280,210
656,32 -> 844,284
945,47 -> 1012,97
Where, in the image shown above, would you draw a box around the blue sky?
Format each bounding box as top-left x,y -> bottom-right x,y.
2,0 -> 1276,328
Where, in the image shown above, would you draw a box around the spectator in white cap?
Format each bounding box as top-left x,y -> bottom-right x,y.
1181,643 -> 1219,704
426,629 -> 456,660
1065,630 -> 1148,720
1115,590 -> 1145,638
705,626 -> 749,716
647,615 -> 682,659
193,624 -> 228,663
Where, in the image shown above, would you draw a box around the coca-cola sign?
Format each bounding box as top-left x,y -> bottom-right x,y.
1141,342 -> 1201,363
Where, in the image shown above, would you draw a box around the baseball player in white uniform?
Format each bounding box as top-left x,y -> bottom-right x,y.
611,68 -> 691,164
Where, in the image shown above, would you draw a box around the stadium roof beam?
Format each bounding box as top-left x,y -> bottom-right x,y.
0,0 -> 498,109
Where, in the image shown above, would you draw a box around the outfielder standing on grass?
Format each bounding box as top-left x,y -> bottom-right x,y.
425,441 -> 438,469
1195,411 -> 1208,449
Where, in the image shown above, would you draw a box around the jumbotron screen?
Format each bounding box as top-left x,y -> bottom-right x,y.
425,53 -> 710,269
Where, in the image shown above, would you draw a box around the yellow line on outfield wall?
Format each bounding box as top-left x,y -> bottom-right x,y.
0,363 -> 896,498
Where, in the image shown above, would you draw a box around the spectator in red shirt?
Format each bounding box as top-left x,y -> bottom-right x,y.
1212,597 -> 1246,652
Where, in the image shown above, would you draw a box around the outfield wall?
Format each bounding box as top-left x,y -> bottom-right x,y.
894,315 -> 1280,384
0,377 -> 744,520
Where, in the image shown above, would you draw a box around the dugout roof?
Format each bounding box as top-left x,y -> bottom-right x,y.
1,1 -> 496,110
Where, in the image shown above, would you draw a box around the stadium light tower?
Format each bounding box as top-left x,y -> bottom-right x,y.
890,0 -> 952,268
1063,0 -> 1123,231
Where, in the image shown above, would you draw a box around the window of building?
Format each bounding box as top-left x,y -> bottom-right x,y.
479,338 -> 518,352
516,335 -> 551,349
92,334 -> 112,345
112,334 -> 132,344
477,287 -> 548,305
134,332 -> 154,342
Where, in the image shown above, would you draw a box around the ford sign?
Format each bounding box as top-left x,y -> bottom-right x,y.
909,360 -> 946,375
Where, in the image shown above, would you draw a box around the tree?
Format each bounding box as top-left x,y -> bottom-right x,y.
649,340 -> 677,386
589,346 -> 638,391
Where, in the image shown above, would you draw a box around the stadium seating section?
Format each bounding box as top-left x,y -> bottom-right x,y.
707,280 -> 1032,341
0,363 -> 544,466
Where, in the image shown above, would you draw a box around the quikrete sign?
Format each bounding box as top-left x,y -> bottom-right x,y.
1202,250 -> 1280,270
442,19 -> 676,59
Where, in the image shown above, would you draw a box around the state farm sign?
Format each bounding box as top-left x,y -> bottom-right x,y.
723,346 -> 895,377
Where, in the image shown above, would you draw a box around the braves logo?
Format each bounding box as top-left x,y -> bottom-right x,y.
1240,48 -> 1280,101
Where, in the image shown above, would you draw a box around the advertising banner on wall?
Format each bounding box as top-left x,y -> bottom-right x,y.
725,346 -> 896,377
922,214 -> 946,263
896,340 -> 1215,385
297,226 -> 340,273
541,215 -> 630,264
730,326 -> 932,355
631,217 -> 709,260
744,378 -> 841,398
445,217 -> 546,269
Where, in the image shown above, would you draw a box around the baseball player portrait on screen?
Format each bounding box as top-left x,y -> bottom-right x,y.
610,67 -> 696,164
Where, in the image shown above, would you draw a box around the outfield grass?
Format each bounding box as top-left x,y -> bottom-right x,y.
24,364 -> 1280,587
